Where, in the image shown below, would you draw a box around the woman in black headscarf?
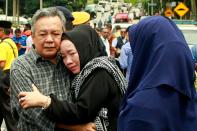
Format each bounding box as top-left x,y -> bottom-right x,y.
18,25 -> 127,131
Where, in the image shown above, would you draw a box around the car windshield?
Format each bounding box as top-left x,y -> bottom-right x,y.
177,25 -> 197,48
182,29 -> 197,46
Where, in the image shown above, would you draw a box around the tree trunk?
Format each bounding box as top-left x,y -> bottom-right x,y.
191,0 -> 197,20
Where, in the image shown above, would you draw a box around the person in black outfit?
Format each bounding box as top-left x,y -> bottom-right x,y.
18,25 -> 127,131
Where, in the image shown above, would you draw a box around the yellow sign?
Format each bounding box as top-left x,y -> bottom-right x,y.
165,9 -> 173,17
174,2 -> 189,17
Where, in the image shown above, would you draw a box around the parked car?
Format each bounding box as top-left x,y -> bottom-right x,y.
104,5 -> 111,12
97,5 -> 104,13
85,4 -> 97,13
177,24 -> 197,48
114,13 -> 129,23
98,1 -> 109,8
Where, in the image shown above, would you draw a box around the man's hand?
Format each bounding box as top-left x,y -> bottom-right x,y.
56,122 -> 96,131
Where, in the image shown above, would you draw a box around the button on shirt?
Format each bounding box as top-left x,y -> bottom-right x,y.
10,47 -> 70,131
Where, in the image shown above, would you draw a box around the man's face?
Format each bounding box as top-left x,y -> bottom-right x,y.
15,32 -> 21,38
120,30 -> 126,38
32,16 -> 63,59
102,28 -> 109,39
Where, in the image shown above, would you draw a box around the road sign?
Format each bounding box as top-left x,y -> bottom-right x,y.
174,2 -> 189,17
165,8 -> 173,17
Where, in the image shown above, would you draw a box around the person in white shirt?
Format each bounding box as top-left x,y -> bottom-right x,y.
100,28 -> 110,56
112,28 -> 128,58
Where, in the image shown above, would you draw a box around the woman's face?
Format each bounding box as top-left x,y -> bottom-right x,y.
60,39 -> 80,74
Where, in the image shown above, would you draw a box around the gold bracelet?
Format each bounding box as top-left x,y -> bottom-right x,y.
42,96 -> 51,110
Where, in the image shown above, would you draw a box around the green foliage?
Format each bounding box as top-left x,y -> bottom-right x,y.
125,0 -> 137,5
11,0 -> 89,17
93,0 -> 99,4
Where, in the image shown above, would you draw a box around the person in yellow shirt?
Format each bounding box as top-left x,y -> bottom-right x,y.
0,20 -> 18,131
0,21 -> 18,71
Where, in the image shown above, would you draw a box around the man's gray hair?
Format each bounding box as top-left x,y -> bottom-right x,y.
31,7 -> 66,35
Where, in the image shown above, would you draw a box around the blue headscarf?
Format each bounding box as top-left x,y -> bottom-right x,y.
118,16 -> 197,131
126,16 -> 195,98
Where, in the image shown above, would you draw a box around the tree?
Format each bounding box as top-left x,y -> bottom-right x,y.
93,0 -> 99,4
125,0 -> 138,5
191,0 -> 197,20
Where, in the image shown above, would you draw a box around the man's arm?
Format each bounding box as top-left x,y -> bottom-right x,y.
10,62 -> 54,130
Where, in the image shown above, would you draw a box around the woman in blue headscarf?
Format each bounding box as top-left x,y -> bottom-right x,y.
118,16 -> 197,131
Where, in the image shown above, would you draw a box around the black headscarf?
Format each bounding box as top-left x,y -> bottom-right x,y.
62,25 -> 107,69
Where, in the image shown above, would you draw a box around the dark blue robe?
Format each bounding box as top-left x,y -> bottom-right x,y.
118,16 -> 197,131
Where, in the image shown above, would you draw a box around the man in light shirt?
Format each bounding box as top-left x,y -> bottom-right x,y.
100,27 -> 110,56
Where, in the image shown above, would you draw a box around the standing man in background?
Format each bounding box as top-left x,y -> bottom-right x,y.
0,20 -> 18,131
112,28 -> 128,58
119,26 -> 134,81
12,28 -> 27,56
101,27 -> 110,56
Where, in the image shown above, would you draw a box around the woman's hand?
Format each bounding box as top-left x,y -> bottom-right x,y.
18,84 -> 49,109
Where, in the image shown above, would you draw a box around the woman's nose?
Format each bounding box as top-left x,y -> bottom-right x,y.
64,56 -> 73,65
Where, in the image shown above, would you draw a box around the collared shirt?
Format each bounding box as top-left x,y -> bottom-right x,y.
119,42 -> 133,81
0,38 -> 18,71
101,36 -> 110,56
10,47 -> 70,131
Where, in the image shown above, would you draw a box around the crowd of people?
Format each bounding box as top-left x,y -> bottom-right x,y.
0,6 -> 197,131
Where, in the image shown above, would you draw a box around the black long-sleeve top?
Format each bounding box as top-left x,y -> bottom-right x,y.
45,69 -> 123,131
